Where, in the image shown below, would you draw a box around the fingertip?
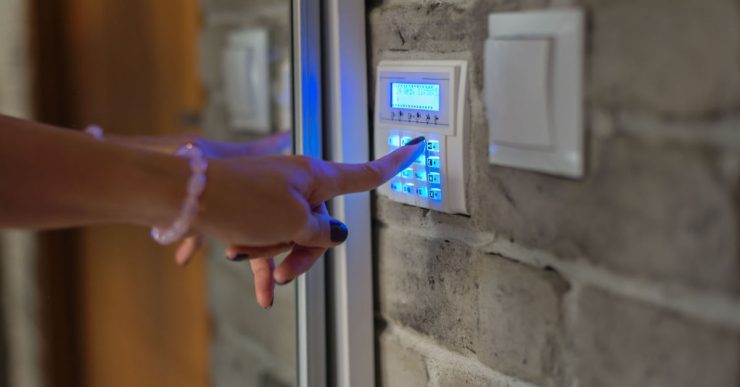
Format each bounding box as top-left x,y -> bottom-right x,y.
257,292 -> 274,309
330,219 -> 348,243
273,269 -> 292,285
175,240 -> 193,266
404,136 -> 425,147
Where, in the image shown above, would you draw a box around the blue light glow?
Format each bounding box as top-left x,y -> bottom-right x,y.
415,170 -> 427,182
388,135 -> 400,147
391,83 -> 441,111
403,183 -> 415,195
416,186 -> 428,198
390,180 -> 402,192
427,140 -> 440,152
428,172 -> 441,184
430,188 -> 443,201
427,156 -> 441,169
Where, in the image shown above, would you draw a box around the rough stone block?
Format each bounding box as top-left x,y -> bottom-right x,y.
211,328 -> 293,387
200,24 -> 232,92
200,5 -> 290,93
571,287 -> 740,387
206,240 -> 296,371
377,226 -> 479,354
586,0 -> 740,116
475,254 -> 569,386
375,195 -> 473,234
432,366 -> 492,387
379,331 -> 429,387
202,0 -> 287,17
474,133 -> 739,294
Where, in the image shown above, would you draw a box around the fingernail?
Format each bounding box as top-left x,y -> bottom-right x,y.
404,136 -> 425,146
229,253 -> 249,262
266,298 -> 274,309
330,219 -> 349,243
275,277 -> 293,286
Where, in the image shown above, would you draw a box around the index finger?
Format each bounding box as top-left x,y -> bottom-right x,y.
318,136 -> 426,199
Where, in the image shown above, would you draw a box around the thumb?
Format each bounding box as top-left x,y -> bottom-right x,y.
295,211 -> 349,248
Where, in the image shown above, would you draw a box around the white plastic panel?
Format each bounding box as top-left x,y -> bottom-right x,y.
485,9 -> 584,178
374,60 -> 469,215
488,39 -> 552,148
224,28 -> 271,133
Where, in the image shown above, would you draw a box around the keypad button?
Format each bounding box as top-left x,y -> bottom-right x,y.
430,188 -> 443,201
400,136 -> 412,146
427,140 -> 440,152
414,170 -> 427,182
414,154 -> 426,166
416,186 -> 428,198
428,172 -> 441,184
403,183 -> 415,195
388,135 -> 400,147
390,180 -> 402,192
401,168 -> 414,179
427,156 -> 441,168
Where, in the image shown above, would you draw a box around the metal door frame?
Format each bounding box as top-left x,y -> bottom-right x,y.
293,0 -> 327,385
294,0 -> 375,385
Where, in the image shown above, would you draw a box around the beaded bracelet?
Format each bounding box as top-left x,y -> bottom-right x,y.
150,143 -> 209,245
85,125 -> 104,140
84,125 -> 206,244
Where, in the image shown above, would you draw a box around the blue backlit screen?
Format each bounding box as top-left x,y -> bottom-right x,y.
391,83 -> 440,111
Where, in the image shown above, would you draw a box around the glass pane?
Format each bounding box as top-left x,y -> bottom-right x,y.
200,1 -> 297,386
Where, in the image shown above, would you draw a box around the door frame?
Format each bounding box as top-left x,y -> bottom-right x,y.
323,0 -> 375,385
293,0 -> 328,385
293,0 -> 375,385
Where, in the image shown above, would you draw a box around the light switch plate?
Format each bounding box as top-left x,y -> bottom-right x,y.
224,28 -> 271,133
485,9 -> 584,178
374,60 -> 469,215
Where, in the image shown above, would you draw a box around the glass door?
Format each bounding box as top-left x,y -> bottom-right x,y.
202,1 -> 298,386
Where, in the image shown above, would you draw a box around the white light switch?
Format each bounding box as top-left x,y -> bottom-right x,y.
224,28 -> 271,133
487,39 -> 552,149
485,9 -> 584,178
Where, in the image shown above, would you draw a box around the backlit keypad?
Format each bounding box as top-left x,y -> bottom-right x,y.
387,132 -> 443,203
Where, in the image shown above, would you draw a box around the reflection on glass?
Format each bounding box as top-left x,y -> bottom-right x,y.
203,0 -> 295,386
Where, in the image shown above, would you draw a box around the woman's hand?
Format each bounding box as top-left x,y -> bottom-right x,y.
115,132 -> 293,265
194,137 -> 427,308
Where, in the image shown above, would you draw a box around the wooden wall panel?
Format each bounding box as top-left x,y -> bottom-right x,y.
33,1 -> 209,386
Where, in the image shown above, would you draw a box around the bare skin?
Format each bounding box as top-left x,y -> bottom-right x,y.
0,114 -> 426,308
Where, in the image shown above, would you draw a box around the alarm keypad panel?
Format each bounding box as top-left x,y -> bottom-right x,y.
375,60 -> 469,215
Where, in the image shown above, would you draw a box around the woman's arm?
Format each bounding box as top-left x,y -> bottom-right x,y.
0,113 -> 426,306
0,115 -> 188,229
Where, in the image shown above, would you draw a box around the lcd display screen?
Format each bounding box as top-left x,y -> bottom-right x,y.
391,83 -> 440,112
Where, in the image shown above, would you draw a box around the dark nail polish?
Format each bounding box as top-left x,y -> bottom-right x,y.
330,219 -> 349,243
405,136 -> 425,146
231,253 -> 249,262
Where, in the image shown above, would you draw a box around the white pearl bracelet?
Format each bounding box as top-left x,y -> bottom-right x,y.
150,143 -> 209,245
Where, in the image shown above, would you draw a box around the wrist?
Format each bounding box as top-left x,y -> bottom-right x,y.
150,144 -> 208,245
123,148 -> 192,228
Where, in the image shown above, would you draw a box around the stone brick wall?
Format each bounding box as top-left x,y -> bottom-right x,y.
200,1 -> 296,386
370,0 -> 740,386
